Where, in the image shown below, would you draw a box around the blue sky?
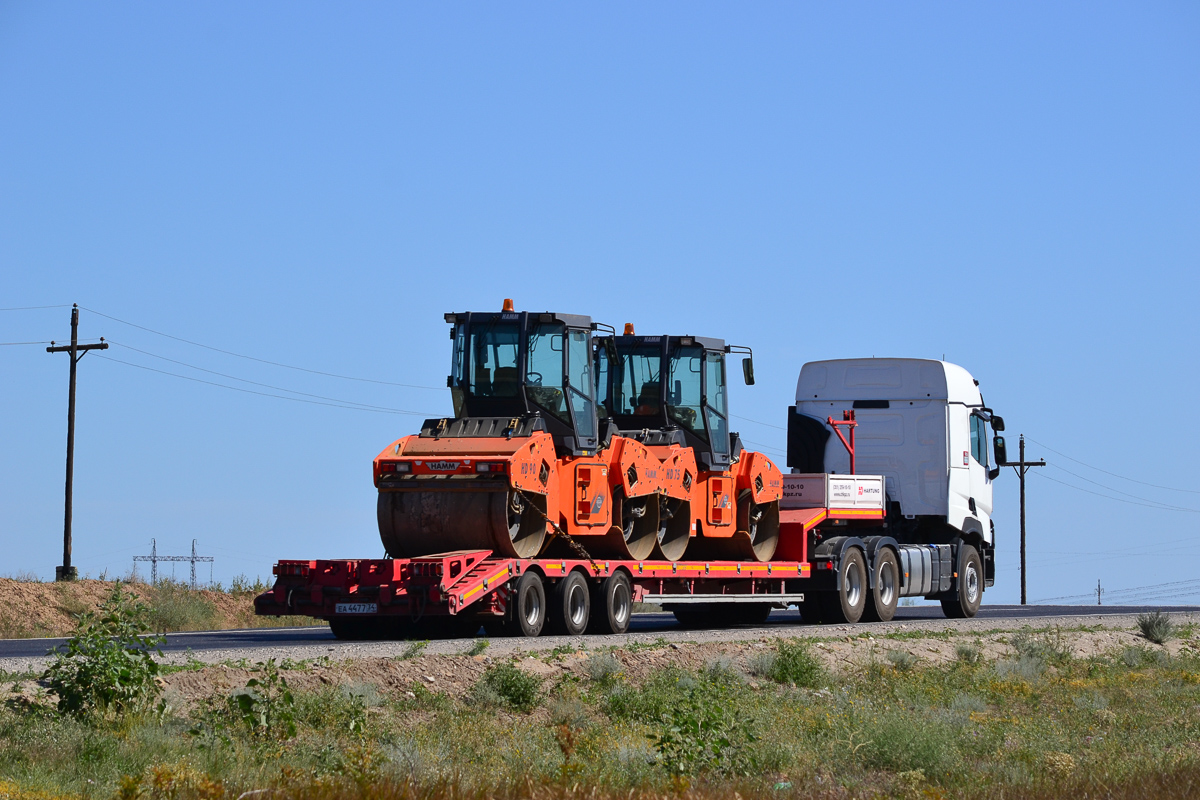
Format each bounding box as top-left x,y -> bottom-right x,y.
2,3 -> 1197,604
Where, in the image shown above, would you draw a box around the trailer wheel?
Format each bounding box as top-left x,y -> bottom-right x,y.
863,548 -> 899,623
941,545 -> 983,619
549,571 -> 591,636
728,604 -> 773,625
670,604 -> 711,629
509,571 -> 547,636
820,547 -> 867,624
588,571 -> 632,635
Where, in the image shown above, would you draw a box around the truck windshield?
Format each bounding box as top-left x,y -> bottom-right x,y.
468,321 -> 520,397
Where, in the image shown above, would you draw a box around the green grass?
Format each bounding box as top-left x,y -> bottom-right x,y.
3,635 -> 1200,799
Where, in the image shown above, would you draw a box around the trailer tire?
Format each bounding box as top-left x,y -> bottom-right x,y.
671,604 -> 711,629
941,545 -> 983,619
863,548 -> 899,623
820,547 -> 867,624
548,570 -> 590,636
588,571 -> 632,635
509,571 -> 547,637
728,604 -> 773,625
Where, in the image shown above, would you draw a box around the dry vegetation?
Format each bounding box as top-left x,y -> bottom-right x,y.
3,602 -> 1200,800
0,577 -> 318,639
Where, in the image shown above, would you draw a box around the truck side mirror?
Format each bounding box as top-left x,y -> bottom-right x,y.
993,435 -> 1007,466
991,415 -> 1005,432
742,357 -> 755,386
988,466 -> 1001,481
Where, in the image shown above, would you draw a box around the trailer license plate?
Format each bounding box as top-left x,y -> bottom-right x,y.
334,603 -> 377,615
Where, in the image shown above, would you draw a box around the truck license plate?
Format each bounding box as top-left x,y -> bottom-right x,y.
334,603 -> 377,615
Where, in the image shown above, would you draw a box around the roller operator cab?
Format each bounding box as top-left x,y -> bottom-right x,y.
445,307 -> 602,456
787,358 -> 1007,589
595,332 -> 749,471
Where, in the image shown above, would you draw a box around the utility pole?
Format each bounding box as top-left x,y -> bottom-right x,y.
1003,435 -> 1045,606
46,304 -> 108,582
133,539 -> 213,589
1097,579 -> 1103,606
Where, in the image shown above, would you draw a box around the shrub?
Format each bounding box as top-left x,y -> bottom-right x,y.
860,710 -> 959,774
398,640 -> 428,661
476,663 -> 541,712
41,583 -> 164,717
995,655 -> 1045,682
1010,626 -> 1071,665
886,650 -> 917,672
949,693 -> 988,714
584,652 -> 623,684
955,643 -> 982,665
229,659 -> 297,738
1137,611 -> 1174,645
649,675 -> 757,777
146,580 -> 216,633
766,640 -> 825,688
746,650 -> 776,677
463,639 -> 489,657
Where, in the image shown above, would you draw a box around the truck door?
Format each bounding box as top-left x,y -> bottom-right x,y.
968,412 -> 993,541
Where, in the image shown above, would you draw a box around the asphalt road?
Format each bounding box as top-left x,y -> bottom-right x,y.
3,604 -> 1196,661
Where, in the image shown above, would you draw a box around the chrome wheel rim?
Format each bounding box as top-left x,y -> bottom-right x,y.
524,587 -> 541,627
567,582 -> 587,627
612,583 -> 630,625
965,563 -> 980,604
878,561 -> 897,606
845,563 -> 864,608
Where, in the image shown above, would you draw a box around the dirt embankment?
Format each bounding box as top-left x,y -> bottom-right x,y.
153,623 -> 1200,709
0,578 -> 289,639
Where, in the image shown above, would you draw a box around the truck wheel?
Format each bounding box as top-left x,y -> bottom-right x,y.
509,571 -> 547,637
941,545 -> 983,619
548,571 -> 590,636
588,571 -> 632,635
820,548 -> 867,624
863,548 -> 899,623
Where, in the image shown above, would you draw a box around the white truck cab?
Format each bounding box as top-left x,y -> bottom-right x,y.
788,358 -> 1006,591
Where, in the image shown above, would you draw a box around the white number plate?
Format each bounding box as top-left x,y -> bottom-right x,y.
334,603 -> 378,615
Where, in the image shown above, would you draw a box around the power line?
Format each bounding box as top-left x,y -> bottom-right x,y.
733,414 -> 786,431
0,305 -> 72,312
0,341 -> 53,346
96,353 -> 439,417
1047,461 -> 1200,508
80,306 -> 445,391
108,340 -> 434,414
1035,577 -> 1200,604
1027,437 -> 1200,495
1032,471 -> 1200,513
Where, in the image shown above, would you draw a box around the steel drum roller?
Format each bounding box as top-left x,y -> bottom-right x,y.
378,487 -> 547,559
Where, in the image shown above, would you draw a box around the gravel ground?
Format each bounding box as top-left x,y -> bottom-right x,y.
3,610 -> 1197,675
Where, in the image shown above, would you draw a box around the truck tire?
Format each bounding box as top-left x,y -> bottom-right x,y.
863,548 -> 899,623
509,571 -> 547,637
588,571 -> 632,635
941,545 -> 983,619
820,547 -> 867,624
548,570 -> 591,636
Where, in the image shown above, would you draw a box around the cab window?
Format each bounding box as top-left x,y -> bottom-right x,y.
667,345 -> 704,437
970,414 -> 988,466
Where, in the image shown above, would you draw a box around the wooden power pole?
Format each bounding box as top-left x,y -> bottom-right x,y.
46,304 -> 108,581
1006,435 -> 1045,605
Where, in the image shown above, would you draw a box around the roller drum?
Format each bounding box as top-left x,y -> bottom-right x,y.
655,497 -> 691,561
378,486 -> 547,559
589,489 -> 658,561
684,496 -> 780,563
